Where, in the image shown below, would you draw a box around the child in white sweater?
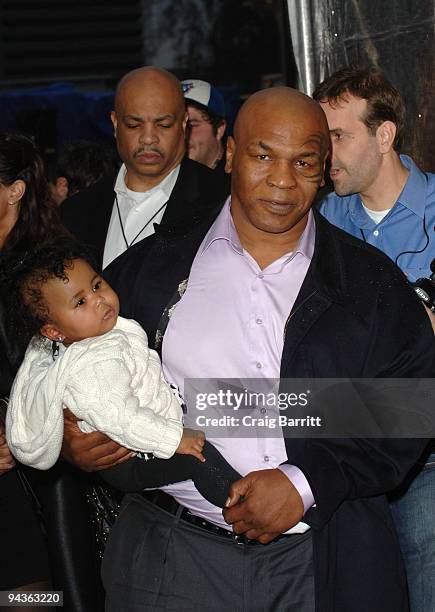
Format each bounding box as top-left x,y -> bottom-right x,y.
5,239 -> 240,507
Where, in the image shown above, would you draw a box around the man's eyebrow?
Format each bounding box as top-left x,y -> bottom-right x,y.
123,114 -> 143,122
248,141 -> 272,151
329,127 -> 344,134
122,113 -> 175,123
297,149 -> 321,158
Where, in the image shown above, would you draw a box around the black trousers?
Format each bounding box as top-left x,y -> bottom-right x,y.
102,494 -> 315,612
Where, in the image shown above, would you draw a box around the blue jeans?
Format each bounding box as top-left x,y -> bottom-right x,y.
390,452 -> 435,612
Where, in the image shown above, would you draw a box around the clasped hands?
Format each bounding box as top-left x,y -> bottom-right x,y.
223,468 -> 304,544
61,410 -> 304,543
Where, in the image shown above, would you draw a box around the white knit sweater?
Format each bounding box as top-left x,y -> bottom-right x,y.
6,317 -> 183,470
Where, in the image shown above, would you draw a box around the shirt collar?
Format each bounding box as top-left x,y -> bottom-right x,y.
395,155 -> 427,218
114,163 -> 181,200
348,154 -> 428,227
200,197 -> 315,261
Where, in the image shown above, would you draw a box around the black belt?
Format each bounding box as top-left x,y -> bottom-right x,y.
140,490 -> 292,546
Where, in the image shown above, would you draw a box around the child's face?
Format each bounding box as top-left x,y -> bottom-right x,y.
40,259 -> 120,345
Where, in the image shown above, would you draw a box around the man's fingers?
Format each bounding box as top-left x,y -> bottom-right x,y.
257,532 -> 279,544
231,519 -> 253,535
224,491 -> 242,508
223,477 -> 253,520
112,451 -> 136,466
63,407 -> 79,422
64,421 -> 111,444
231,523 -> 279,544
243,530 -> 279,544
91,446 -> 134,470
88,439 -> 130,461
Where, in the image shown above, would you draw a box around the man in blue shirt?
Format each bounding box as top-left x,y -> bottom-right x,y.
314,65 -> 434,612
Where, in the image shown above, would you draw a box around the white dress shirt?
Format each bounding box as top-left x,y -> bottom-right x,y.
102,164 -> 180,269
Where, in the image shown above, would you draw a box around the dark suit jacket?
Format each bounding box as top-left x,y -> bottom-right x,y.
105,208 -> 434,612
61,157 -> 230,270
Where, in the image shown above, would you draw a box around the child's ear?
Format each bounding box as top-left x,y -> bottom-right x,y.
40,324 -> 65,343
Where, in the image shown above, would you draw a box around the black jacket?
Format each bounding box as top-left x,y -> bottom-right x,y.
106,207 -> 434,612
61,157 -> 230,270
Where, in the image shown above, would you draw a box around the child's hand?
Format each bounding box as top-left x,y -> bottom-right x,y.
0,424 -> 16,476
176,428 -> 206,462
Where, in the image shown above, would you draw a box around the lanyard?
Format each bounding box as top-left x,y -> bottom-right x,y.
115,193 -> 167,250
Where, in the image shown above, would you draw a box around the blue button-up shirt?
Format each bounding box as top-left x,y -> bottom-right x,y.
319,155 -> 435,282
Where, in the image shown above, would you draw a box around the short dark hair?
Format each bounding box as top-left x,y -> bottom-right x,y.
1,238 -> 97,351
313,65 -> 405,151
186,99 -> 225,135
56,140 -> 120,195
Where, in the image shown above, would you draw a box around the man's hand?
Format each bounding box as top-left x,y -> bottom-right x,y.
0,424 -> 16,476
61,408 -> 134,472
223,469 -> 304,544
424,305 -> 435,334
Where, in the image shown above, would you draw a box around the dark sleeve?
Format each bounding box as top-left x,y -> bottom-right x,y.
99,441 -> 241,508
290,266 -> 435,530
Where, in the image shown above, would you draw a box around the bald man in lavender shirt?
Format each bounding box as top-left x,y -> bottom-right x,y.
62,87 -> 433,611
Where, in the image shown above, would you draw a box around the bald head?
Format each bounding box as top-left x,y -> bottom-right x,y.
115,66 -> 185,113
111,66 -> 187,191
233,86 -> 329,146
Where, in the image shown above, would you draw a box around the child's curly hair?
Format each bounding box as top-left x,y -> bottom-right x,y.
1,238 -> 98,352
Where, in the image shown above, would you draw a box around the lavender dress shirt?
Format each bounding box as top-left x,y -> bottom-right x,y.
161,198 -> 315,532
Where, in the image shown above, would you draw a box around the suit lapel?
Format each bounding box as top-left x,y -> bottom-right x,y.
88,173 -> 117,267
280,210 -> 347,377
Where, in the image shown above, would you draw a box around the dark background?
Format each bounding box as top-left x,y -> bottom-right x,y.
0,0 -> 294,160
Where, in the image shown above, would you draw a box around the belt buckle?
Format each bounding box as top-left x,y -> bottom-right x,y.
232,533 -> 246,546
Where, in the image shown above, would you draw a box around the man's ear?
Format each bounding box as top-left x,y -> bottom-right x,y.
40,323 -> 65,343
376,121 -> 396,154
225,136 -> 235,174
182,111 -> 188,134
111,111 -> 118,139
318,153 -> 329,188
216,121 -> 227,143
55,177 -> 69,201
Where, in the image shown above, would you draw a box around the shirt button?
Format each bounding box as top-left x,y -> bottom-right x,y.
256,362 -> 263,369
258,274 -> 264,279
256,318 -> 263,325
260,407 -> 266,414
264,455 -> 270,462
373,230 -> 379,237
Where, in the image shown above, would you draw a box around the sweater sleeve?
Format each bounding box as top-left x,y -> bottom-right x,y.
64,355 -> 183,459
